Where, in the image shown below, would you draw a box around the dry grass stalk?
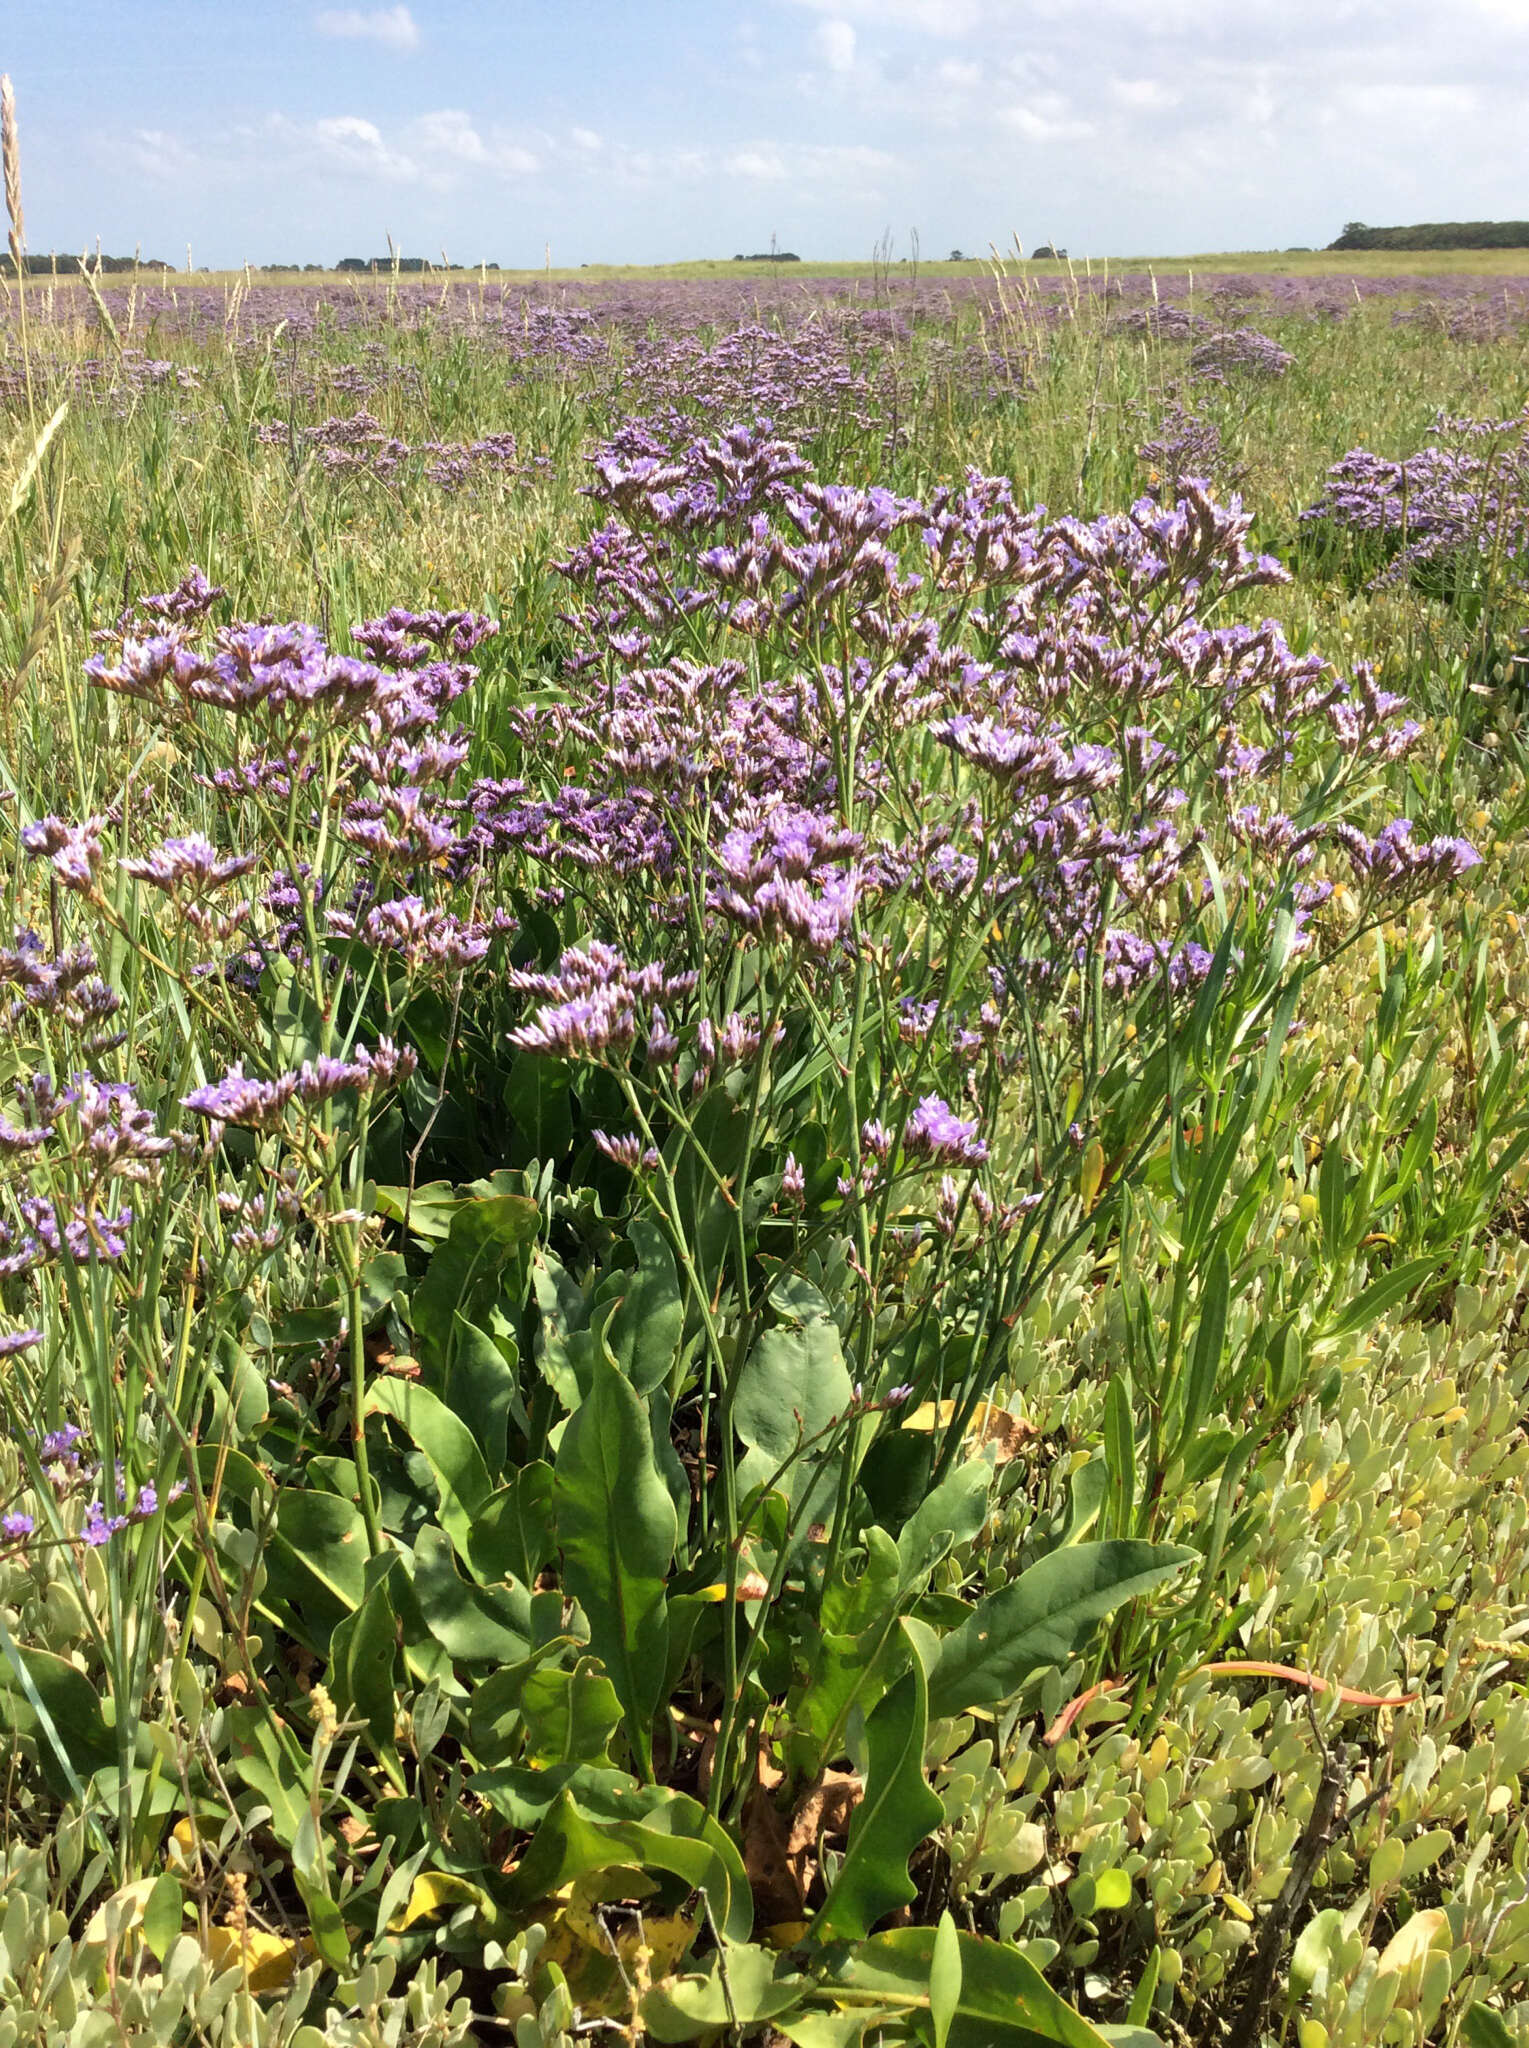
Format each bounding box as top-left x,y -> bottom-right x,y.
1,74 -> 24,266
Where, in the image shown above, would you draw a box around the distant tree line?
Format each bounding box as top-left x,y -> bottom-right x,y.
0,253 -> 174,277
732,251 -> 801,263
336,257 -> 484,273
1329,220 -> 1529,251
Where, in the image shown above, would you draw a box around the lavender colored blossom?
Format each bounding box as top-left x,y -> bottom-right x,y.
122,833 -> 258,895
903,1095 -> 989,1167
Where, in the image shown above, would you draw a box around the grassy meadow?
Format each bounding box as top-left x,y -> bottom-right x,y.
0,261 -> 1526,2048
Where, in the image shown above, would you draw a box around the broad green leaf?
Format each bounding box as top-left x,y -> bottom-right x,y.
502,1784 -> 751,1945
411,1526 -> 532,1664
224,1705 -> 308,1846
734,1320 -> 853,1512
897,1458 -> 993,1588
503,1049 -> 574,1159
554,1347 -> 677,1779
141,1874 -> 184,1964
469,1460 -> 556,1587
367,1377 -> 493,1572
445,1313 -> 519,1476
1290,1906 -> 1345,1995
928,1542 -> 1194,1719
1462,2005 -> 1517,2048
331,1557 -> 401,1767
603,1215 -> 685,1394
776,2016 -> 870,2047
372,1180 -> 464,1244
263,1488 -> 368,1644
830,1926 -> 1110,2044
519,1658 -> 623,1767
642,1946 -> 807,2040
789,1529 -> 904,1775
533,1245 -> 595,1407
812,1653 -> 943,1942
0,1642 -> 116,1792
411,1191 -> 539,1354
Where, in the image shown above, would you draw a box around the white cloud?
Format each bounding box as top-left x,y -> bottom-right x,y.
1110,76 -> 1179,109
790,0 -> 983,31
815,19 -> 858,71
999,93 -> 1094,143
315,6 -> 419,51
571,126 -> 603,151
726,139 -> 893,186
1340,82 -> 1478,122
728,147 -> 789,181
312,115 -> 418,180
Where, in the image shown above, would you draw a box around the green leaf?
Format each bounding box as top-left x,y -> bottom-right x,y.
411,1526 -> 532,1664
554,1347 -> 677,1779
1289,1906 -> 1345,1995
224,1705 -> 308,1847
373,1180 -> 464,1244
501,1784 -> 751,1944
812,1654 -> 943,1942
1102,1372 -> 1136,1540
603,1215 -> 685,1394
928,1543 -> 1194,1719
469,1460 -> 556,1587
1323,1255 -> 1440,1341
788,1529 -> 904,1776
776,2017 -> 869,2048
830,1926 -> 1110,2044
142,1873 -> 184,1964
444,1313 -> 520,1477
1462,2005 -> 1517,2048
503,1049 -> 574,1159
930,1911 -> 963,2048
734,1320 -> 853,1513
897,1458 -> 992,1589
411,1191 -> 539,1354
519,1658 -> 623,1768
642,1946 -> 807,2041
367,1377 -> 493,1573
263,1488 -> 369,1645
330,1557 -> 401,1767
0,1641 -> 115,1793
1176,1246 -> 1229,1452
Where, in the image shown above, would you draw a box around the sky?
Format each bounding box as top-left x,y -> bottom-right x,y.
3,0 -> 1529,268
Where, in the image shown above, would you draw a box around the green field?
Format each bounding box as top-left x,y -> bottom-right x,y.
0,265 -> 1526,2047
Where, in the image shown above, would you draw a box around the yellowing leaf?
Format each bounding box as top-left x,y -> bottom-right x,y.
205,1925 -> 311,1993
389,1869 -> 490,1932
1079,1139 -> 1105,1213
1375,1909 -> 1449,1978
901,1400 -> 1033,1463
84,1878 -> 160,1953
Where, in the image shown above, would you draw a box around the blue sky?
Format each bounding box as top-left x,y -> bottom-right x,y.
4,0 -> 1529,266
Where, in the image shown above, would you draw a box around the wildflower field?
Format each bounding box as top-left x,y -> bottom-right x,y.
2,255 -> 1529,2048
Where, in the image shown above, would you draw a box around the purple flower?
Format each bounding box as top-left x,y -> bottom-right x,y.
121,833 -> 258,896
0,1328 -> 43,1357
1,1512 -> 33,1540
182,1065 -> 298,1131
904,1095 -> 989,1166
20,815 -> 109,891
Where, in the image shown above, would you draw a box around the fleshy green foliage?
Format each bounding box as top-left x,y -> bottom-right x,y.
0,269 -> 1525,2048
